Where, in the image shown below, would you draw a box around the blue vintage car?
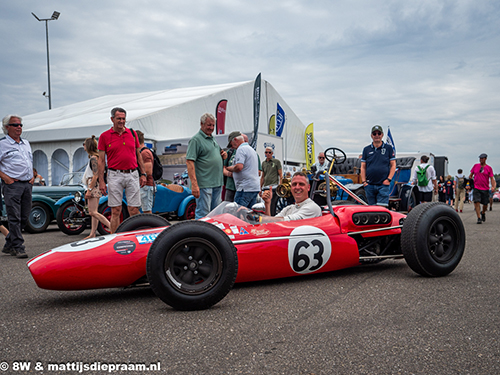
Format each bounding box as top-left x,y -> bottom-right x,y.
56,183 -> 196,235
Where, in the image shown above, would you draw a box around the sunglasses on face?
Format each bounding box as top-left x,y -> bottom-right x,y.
318,157 -> 325,159
265,151 -> 272,154
8,123 -> 23,127
372,131 -> 382,136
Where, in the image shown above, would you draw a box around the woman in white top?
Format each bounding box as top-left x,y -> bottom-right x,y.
83,136 -> 110,239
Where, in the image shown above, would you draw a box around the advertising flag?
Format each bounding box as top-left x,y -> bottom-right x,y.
304,123 -> 315,170
215,99 -> 227,135
386,127 -> 396,155
268,114 -> 276,135
249,73 -> 261,150
276,103 -> 285,137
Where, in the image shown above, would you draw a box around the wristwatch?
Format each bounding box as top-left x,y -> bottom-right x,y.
387,178 -> 392,182
140,173 -> 146,177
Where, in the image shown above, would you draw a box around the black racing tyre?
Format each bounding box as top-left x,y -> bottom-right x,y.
401,202 -> 465,277
348,187 -> 367,204
116,214 -> 170,233
181,200 -> 196,220
400,185 -> 417,212
97,201 -> 129,235
25,202 -> 51,233
147,221 -> 238,311
56,201 -> 87,235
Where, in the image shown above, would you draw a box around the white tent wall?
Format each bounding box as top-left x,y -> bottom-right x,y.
22,79 -> 313,184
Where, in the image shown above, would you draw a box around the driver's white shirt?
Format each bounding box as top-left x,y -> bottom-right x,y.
276,198 -> 322,221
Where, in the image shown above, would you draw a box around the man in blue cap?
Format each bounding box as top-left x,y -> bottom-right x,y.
360,125 -> 396,207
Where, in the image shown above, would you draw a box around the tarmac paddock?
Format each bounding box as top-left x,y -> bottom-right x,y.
1,201 -> 499,374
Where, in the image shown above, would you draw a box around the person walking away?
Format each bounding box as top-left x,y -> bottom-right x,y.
136,130 -> 155,214
360,125 -> 396,207
454,169 -> 467,212
98,108 -> 147,233
186,113 -> 227,219
411,155 -> 438,203
444,175 -> 454,206
469,153 -> 496,224
83,136 -> 110,238
0,115 -> 33,258
225,132 -> 260,208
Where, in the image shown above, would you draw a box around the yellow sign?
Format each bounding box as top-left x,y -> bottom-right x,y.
304,123 -> 314,170
269,115 -> 276,135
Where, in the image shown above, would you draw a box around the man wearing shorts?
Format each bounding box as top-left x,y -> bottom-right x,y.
98,107 -> 147,233
469,153 -> 496,224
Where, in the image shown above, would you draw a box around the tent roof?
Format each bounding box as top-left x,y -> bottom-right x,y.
22,80 -> 250,142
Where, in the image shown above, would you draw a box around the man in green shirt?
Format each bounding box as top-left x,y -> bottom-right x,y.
261,147 -> 282,188
186,113 -> 227,219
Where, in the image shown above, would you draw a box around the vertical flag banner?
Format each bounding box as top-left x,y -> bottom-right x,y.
386,127 -> 396,155
215,99 -> 228,135
268,115 -> 276,135
276,103 -> 285,137
249,73 -> 261,150
304,123 -> 315,170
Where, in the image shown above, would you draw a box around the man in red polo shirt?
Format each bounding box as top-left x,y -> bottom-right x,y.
98,107 -> 147,233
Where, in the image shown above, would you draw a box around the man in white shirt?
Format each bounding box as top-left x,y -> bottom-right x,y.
261,172 -> 322,221
411,155 -> 437,203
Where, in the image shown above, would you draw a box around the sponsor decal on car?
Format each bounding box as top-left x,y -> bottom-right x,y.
114,240 -> 136,255
136,232 -> 161,245
250,228 -> 271,236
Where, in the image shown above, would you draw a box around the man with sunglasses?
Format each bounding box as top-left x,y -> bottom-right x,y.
0,115 -> 33,258
469,153 -> 496,224
261,147 -> 282,188
313,152 -> 329,173
360,125 -> 396,207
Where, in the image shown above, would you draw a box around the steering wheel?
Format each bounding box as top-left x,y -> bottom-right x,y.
324,147 -> 347,165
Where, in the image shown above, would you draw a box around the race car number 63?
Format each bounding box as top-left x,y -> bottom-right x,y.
288,226 -> 331,274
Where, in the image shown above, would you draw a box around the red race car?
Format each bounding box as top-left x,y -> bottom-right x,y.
28,176 -> 465,311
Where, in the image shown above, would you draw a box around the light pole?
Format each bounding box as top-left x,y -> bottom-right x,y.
32,11 -> 60,110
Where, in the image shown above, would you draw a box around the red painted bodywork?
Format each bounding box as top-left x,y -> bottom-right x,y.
27,206 -> 406,290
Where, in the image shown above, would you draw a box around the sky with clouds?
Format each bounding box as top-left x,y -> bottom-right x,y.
1,0 -> 499,176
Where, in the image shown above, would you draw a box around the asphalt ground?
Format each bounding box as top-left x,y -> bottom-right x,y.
0,202 -> 499,375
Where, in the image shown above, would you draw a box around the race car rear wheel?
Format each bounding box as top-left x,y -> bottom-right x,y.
401,202 -> 465,277
147,221 -> 238,310
116,214 -> 170,233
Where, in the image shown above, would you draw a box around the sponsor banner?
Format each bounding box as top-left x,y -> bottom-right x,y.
249,73 -> 261,150
276,103 -> 285,137
216,99 -> 228,135
304,123 -> 315,170
268,114 -> 276,135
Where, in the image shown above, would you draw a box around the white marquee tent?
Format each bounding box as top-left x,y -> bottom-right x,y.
22,79 -> 316,185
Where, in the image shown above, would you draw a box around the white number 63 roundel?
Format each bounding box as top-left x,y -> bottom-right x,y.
288,226 -> 331,274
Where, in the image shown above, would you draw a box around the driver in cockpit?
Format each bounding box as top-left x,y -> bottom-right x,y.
260,172 -> 322,222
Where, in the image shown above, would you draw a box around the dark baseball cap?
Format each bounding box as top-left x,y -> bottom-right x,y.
371,125 -> 383,133
479,153 -> 487,158
227,131 -> 241,147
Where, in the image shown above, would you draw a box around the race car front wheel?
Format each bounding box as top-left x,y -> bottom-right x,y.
401,202 -> 465,277
147,221 -> 238,310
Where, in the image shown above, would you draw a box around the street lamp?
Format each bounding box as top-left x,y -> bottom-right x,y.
32,11 -> 60,110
